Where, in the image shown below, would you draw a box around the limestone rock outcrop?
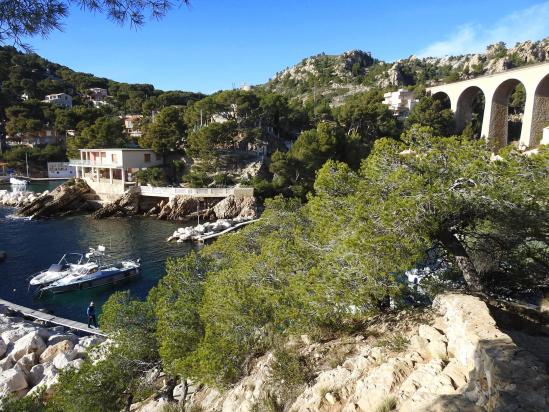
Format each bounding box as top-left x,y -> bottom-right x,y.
179,294 -> 549,412
212,195 -> 257,220
157,195 -> 217,221
17,179 -> 97,218
92,187 -> 141,219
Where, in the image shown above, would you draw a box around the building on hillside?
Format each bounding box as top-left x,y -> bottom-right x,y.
43,93 -> 73,108
47,162 -> 75,178
383,89 -> 418,119
8,129 -> 64,147
69,148 -> 162,197
20,93 -> 29,101
122,115 -> 143,139
88,88 -> 109,107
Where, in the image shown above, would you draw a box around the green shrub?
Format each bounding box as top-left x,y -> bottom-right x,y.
375,396 -> 397,412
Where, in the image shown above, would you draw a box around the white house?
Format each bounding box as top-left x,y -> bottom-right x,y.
122,115 -> 143,139
88,88 -> 109,107
383,89 -> 418,119
43,93 -> 73,108
70,148 -> 162,197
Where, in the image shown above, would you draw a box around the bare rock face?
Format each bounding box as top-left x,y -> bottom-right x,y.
157,195 -> 217,221
213,195 -> 257,219
17,179 -> 96,218
378,62 -> 406,88
92,187 -> 141,219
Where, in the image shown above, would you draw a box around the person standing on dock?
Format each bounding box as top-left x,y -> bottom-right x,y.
87,301 -> 97,328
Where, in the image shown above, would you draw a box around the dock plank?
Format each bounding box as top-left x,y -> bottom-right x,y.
0,298 -> 106,337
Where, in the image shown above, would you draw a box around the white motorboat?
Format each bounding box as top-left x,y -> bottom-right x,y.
41,259 -> 141,294
29,248 -> 105,287
9,177 -> 28,186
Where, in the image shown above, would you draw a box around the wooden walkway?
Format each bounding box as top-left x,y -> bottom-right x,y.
0,299 -> 106,337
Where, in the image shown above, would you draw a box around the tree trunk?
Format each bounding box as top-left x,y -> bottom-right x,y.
179,379 -> 189,409
165,376 -> 176,403
124,393 -> 133,412
437,229 -> 484,292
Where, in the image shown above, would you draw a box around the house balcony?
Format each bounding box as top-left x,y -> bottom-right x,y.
69,159 -> 122,168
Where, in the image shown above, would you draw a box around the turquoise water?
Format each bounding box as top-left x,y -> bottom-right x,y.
0,181 -> 197,322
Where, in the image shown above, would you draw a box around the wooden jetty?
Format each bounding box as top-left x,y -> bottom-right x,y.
196,219 -> 260,243
0,299 -> 106,337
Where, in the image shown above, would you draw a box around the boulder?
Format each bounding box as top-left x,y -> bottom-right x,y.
0,369 -> 28,392
48,333 -> 79,346
14,353 -> 37,376
0,356 -> 14,371
2,327 -> 36,345
213,195 -> 257,219
29,364 -> 45,386
69,358 -> 85,370
11,332 -> 46,361
53,353 -> 70,370
79,335 -> 103,348
27,364 -> 58,397
39,340 -> 74,364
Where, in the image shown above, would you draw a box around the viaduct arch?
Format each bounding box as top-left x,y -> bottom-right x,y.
427,62 -> 549,149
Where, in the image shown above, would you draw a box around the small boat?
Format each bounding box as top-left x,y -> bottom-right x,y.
29,252 -> 99,287
40,260 -> 141,294
9,177 -> 28,185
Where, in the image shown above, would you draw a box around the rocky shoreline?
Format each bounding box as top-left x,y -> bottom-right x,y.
0,190 -> 45,209
1,180 -> 258,223
0,306 -> 105,400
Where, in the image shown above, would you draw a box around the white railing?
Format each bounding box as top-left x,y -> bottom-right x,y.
139,186 -> 235,198
69,159 -> 122,168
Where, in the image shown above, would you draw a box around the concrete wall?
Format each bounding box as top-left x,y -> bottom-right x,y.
427,62 -> 549,149
121,150 -> 162,169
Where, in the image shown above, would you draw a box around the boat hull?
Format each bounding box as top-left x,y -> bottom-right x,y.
44,267 -> 140,294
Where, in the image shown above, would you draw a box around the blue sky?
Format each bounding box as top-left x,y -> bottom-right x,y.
21,0 -> 549,93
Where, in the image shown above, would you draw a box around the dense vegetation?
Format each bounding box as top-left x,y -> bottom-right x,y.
6,129 -> 544,411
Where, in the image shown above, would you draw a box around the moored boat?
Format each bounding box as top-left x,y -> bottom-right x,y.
9,177 -> 28,186
39,260 -> 141,294
29,253 -> 99,287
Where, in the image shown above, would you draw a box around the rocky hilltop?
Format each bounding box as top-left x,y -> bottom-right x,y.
266,38 -> 549,106
131,294 -> 549,412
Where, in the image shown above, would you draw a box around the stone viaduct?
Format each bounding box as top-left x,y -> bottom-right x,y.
426,62 -> 549,148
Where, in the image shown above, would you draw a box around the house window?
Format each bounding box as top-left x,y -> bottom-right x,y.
144,153 -> 151,163
112,154 -> 118,164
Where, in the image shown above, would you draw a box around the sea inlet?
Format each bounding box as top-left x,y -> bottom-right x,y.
0,181 -> 196,321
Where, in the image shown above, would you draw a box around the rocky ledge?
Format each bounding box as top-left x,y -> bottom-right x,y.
0,307 -> 105,400
16,179 -> 98,219
134,294 -> 549,412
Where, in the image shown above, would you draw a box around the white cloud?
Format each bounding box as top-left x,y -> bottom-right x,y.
417,2 -> 549,57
